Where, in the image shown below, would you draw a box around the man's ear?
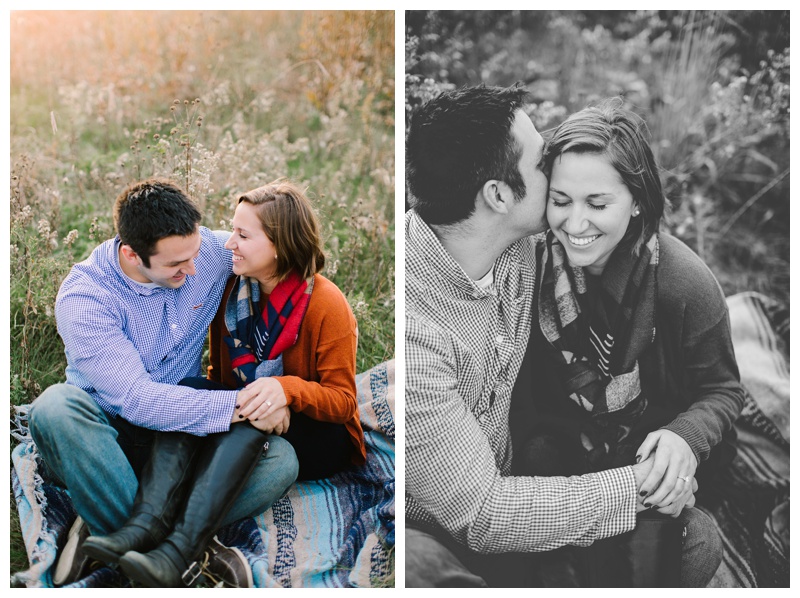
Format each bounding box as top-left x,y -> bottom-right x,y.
119,244 -> 142,265
480,179 -> 511,215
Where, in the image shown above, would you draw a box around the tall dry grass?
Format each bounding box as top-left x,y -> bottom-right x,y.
10,11 -> 395,406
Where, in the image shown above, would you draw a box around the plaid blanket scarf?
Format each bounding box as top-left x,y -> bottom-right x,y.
536,232 -> 659,467
223,272 -> 313,386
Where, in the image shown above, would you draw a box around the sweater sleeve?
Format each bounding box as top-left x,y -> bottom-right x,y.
662,310 -> 745,463
277,285 -> 359,424
659,239 -> 746,463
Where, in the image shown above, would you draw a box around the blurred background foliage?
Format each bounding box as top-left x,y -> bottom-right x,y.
406,10 -> 789,333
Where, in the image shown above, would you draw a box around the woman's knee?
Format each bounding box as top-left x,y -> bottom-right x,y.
681,507 -> 723,586
266,435 -> 300,487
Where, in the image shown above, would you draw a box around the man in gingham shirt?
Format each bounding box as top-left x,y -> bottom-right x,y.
28,179 -> 297,584
405,86 -> 680,587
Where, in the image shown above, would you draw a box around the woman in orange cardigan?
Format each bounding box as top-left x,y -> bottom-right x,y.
207,180 -> 366,477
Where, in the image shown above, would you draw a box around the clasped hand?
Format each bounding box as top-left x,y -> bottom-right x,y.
234,377 -> 290,434
633,429 -> 698,517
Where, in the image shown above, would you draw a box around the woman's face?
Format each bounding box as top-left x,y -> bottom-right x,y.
225,201 -> 277,283
547,152 -> 637,276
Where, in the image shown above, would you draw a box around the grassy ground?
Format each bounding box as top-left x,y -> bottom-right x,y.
10,10 -> 394,582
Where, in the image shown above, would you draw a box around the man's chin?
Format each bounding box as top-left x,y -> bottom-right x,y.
158,276 -> 187,289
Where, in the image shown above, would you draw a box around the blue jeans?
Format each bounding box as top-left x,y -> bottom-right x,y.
28,383 -> 299,535
406,507 -> 722,588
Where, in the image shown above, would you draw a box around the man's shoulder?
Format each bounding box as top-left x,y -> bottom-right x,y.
58,238 -> 120,298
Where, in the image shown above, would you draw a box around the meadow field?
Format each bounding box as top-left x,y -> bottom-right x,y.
10,10 -> 394,576
407,10 -> 789,330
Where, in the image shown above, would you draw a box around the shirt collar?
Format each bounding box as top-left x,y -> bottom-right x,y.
112,236 -> 164,296
406,209 -> 524,299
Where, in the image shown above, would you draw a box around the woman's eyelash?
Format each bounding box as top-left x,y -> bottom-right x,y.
549,197 -> 606,211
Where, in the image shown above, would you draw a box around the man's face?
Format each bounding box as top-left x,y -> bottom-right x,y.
135,230 -> 202,289
508,109 -> 548,236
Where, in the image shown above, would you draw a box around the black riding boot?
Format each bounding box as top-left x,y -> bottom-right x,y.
118,423 -> 268,587
83,431 -> 200,564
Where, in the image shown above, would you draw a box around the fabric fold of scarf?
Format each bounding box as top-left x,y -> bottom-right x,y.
224,272 -> 314,387
537,232 -> 659,416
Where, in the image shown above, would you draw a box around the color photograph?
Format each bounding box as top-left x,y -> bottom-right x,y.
10,10 -> 395,588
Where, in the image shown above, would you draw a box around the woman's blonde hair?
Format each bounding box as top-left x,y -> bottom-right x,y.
237,179 -> 325,281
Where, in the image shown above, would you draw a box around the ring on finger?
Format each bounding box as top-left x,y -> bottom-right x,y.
266,400 -> 272,408
677,475 -> 690,483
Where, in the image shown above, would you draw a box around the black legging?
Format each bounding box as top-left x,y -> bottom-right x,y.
179,377 -> 352,481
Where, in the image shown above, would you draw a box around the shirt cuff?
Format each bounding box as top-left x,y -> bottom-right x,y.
206,389 -> 238,434
593,466 -> 637,541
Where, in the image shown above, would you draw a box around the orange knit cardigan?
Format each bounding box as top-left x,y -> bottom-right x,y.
208,274 -> 366,465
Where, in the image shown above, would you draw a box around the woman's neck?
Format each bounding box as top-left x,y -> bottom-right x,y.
256,275 -> 279,295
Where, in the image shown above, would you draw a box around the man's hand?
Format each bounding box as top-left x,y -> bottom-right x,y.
631,453 -> 698,517
249,405 -> 291,435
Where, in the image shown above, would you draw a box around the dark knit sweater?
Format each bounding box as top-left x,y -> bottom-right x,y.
512,233 -> 745,479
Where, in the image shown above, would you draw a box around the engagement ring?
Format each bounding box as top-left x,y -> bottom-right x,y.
677,475 -> 690,483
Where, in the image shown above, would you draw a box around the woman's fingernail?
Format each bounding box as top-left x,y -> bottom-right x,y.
635,455 -> 641,464
235,404 -> 240,409
644,502 -> 652,508
239,414 -> 244,419
639,490 -> 648,497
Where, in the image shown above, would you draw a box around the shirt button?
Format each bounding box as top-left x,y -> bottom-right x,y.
495,335 -> 504,345
171,324 -> 178,329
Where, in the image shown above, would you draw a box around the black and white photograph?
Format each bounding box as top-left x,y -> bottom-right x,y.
404,10 -> 789,588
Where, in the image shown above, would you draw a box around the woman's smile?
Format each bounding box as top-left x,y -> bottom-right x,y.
566,233 -> 601,247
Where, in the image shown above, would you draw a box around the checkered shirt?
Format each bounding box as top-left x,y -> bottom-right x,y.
55,227 -> 237,435
405,210 -> 637,553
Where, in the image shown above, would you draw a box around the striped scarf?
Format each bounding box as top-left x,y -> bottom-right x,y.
223,272 -> 314,387
536,231 -> 659,464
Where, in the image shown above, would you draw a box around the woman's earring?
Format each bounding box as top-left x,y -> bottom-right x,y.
633,208 -> 640,217
274,254 -> 278,260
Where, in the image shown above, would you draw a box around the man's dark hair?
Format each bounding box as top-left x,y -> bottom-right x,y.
113,178 -> 201,267
406,84 -> 533,226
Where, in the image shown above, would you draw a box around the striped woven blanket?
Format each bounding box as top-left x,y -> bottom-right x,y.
11,360 -> 395,588
704,293 -> 789,587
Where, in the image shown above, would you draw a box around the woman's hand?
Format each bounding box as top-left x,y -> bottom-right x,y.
237,377 -> 288,421
636,429 -> 698,514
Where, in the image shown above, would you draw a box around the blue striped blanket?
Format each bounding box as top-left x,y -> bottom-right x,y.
11,360 -> 395,588
704,293 -> 789,587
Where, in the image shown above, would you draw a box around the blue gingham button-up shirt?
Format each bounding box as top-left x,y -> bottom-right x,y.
56,226 -> 236,435
405,209 -> 637,553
